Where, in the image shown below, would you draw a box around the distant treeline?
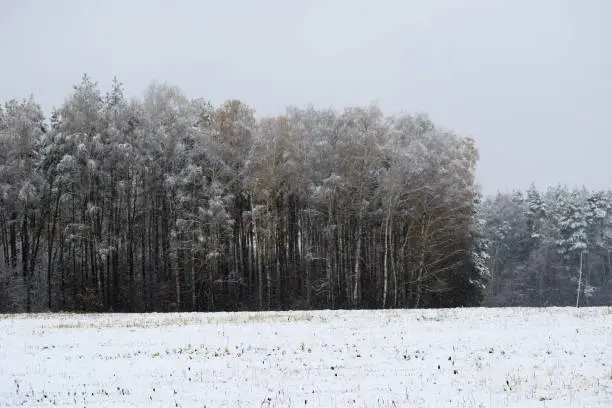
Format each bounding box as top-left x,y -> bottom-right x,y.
480,186 -> 612,307
0,75 -> 488,312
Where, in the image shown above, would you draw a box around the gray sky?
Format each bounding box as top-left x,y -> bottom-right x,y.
1,0 -> 610,195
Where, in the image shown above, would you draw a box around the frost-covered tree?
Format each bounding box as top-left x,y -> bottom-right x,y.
480,184 -> 612,307
0,97 -> 47,311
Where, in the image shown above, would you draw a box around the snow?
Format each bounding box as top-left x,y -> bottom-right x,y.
1,307 -> 611,407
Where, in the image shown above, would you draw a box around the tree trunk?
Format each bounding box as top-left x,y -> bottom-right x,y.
383,210 -> 390,308
0,212 -> 10,267
47,190 -> 62,311
415,217 -> 428,309
10,211 -> 17,269
22,210 -> 30,312
391,221 -> 398,307
58,232 -> 65,308
415,281 -> 422,309
576,251 -> 584,308
191,235 -> 196,311
142,210 -> 147,311
352,215 -> 362,307
326,198 -> 334,308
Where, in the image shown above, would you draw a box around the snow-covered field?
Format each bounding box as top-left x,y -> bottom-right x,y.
0,307 -> 610,408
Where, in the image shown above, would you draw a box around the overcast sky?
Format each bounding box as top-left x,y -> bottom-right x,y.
1,0 -> 610,194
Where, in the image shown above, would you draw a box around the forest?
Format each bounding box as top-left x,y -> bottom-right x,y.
480,185 -> 612,307
0,75 -> 609,312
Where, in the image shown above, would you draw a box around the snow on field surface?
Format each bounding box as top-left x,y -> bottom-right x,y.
0,308 -> 611,408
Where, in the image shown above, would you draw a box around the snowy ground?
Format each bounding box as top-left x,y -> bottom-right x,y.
0,307 -> 611,408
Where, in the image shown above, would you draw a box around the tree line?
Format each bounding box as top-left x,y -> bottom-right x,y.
479,185 -> 612,307
0,75 -> 488,312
